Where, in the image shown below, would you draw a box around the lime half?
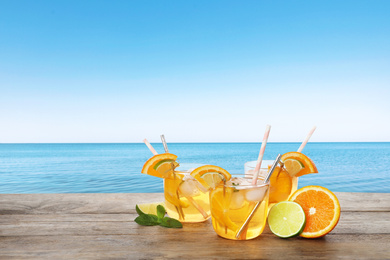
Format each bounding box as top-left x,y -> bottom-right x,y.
136,202 -> 165,215
268,201 -> 306,238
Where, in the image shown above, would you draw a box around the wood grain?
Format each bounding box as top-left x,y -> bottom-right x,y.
1,192 -> 389,259
0,193 -> 164,214
1,234 -> 389,259
0,212 -> 389,236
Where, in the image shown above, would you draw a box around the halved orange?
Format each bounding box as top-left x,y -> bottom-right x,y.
289,186 -> 341,238
191,165 -> 231,190
141,153 -> 179,178
268,166 -> 293,204
281,152 -> 318,177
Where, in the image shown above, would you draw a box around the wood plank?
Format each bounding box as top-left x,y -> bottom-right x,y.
0,234 -> 389,259
0,192 -> 389,215
0,193 -> 164,214
334,192 -> 390,212
0,211 -> 389,236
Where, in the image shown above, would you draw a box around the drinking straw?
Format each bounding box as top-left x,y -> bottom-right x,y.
155,135 -> 184,220
297,126 -> 317,152
160,134 -> 169,153
251,125 -> 271,185
178,188 -> 209,219
160,134 -> 208,219
143,139 -> 158,155
142,137 -> 184,219
263,154 -> 283,184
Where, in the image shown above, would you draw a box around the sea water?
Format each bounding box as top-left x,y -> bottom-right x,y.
0,142 -> 389,193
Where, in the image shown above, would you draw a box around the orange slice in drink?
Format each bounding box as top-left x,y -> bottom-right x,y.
210,188 -> 238,230
191,165 -> 231,190
289,185 -> 341,238
281,152 -> 318,177
164,175 -> 190,208
268,166 -> 293,204
141,153 -> 179,178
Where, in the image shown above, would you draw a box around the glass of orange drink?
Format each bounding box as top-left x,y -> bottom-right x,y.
142,153 -> 232,223
244,152 -> 318,208
209,175 -> 270,240
164,163 -> 211,223
245,160 -> 296,208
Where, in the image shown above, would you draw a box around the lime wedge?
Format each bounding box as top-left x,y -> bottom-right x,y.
283,158 -> 304,177
136,202 -> 165,215
268,201 -> 306,238
200,172 -> 225,189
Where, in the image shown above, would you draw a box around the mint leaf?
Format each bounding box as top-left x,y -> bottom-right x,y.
135,214 -> 160,226
136,205 -> 145,216
157,205 -> 166,219
135,215 -> 155,226
147,214 -> 160,224
134,205 -> 181,228
159,217 -> 183,228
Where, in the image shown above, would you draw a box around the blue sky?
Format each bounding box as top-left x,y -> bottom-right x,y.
1,0 -> 389,143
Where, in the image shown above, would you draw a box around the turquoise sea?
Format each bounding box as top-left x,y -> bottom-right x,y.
1,143 -> 389,193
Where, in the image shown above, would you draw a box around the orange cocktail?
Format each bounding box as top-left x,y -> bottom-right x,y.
245,160 -> 296,208
142,154 -> 210,223
210,176 -> 269,240
164,165 -> 210,223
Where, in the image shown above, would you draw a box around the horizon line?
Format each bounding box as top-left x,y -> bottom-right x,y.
1,141 -> 390,144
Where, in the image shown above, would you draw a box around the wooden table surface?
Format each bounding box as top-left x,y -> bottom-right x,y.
1,192 -> 389,259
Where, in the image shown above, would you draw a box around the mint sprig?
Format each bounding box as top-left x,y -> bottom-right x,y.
157,205 -> 166,219
134,205 -> 183,228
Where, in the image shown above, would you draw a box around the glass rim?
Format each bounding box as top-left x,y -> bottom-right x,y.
174,163 -> 206,173
245,160 -> 275,169
222,174 -> 270,188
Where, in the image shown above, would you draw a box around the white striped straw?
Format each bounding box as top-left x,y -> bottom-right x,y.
160,134 -> 169,153
143,139 -> 158,155
252,125 -> 271,185
297,126 -> 317,153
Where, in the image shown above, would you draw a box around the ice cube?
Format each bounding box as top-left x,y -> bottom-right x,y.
182,173 -> 209,193
178,179 -> 200,197
195,181 -> 209,193
230,192 -> 245,209
245,186 -> 268,202
182,173 -> 195,181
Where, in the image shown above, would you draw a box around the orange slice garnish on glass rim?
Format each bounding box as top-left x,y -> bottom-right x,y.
191,165 -> 231,190
289,185 -> 341,238
141,153 -> 179,178
281,152 -> 318,177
